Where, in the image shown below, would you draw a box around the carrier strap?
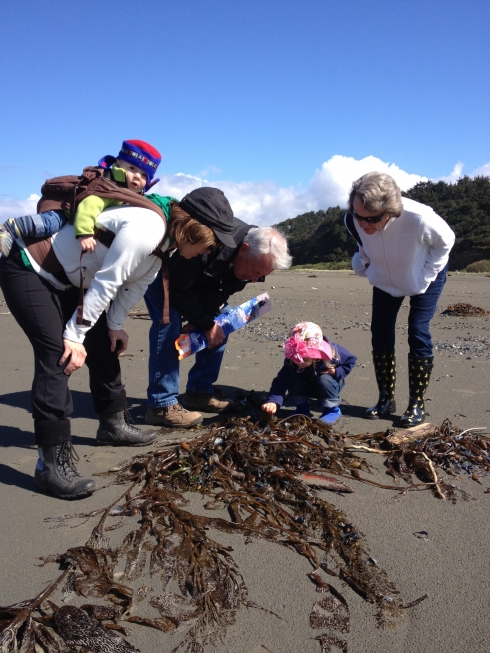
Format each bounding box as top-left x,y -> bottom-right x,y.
160,252 -> 170,325
76,251 -> 90,327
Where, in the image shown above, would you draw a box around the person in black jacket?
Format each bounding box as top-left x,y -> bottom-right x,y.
143,188 -> 292,427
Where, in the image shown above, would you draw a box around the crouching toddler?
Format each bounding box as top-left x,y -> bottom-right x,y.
262,322 -> 357,425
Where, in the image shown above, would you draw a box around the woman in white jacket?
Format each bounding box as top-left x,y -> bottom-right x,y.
345,172 -> 455,427
0,199 -> 219,499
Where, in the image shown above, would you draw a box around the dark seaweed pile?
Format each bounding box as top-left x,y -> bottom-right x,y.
3,416 -> 489,653
441,303 -> 489,317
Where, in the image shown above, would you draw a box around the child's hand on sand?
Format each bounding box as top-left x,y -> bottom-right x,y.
262,402 -> 277,414
79,235 -> 97,252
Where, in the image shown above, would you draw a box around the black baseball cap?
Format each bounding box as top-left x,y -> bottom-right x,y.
179,187 -> 236,248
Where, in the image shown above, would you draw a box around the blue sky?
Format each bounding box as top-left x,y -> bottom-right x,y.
1,0 -> 489,225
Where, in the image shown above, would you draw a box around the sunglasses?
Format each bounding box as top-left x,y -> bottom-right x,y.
348,210 -> 386,224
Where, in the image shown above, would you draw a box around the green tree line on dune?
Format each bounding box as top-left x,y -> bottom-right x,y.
274,176 -> 490,271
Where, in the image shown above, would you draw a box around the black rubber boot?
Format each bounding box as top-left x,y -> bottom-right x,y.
35,441 -> 96,499
365,351 -> 397,419
399,355 -> 434,427
96,408 -> 157,446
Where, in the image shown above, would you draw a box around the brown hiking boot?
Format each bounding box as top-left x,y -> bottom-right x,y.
145,403 -> 203,428
183,390 -> 236,413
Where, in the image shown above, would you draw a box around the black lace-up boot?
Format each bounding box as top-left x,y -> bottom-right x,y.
365,351 -> 397,419
35,441 -> 96,498
96,408 -> 157,446
34,418 -> 95,498
399,355 -> 434,427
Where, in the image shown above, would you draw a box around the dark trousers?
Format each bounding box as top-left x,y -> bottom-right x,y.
371,265 -> 448,357
289,371 -> 345,409
0,244 -> 126,443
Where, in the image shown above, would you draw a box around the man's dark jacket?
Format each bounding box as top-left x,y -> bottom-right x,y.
169,217 -> 261,332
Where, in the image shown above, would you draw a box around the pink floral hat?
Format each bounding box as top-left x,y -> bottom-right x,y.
283,322 -> 332,364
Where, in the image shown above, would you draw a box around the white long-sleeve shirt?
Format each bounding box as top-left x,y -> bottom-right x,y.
20,205 -> 166,342
350,197 -> 455,297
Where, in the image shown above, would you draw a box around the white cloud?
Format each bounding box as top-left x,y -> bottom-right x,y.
152,172 -> 206,199
434,162 -> 464,184
472,161 -> 490,177
432,160 -> 490,183
2,156 -> 488,228
308,155 -> 428,208
199,164 -> 222,177
150,155 -> 429,226
0,194 -> 40,223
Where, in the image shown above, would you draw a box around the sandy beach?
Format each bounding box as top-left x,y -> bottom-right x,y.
1,269 -> 489,653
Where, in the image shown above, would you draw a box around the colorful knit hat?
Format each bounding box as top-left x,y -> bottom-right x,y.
283,322 -> 332,364
98,139 -> 161,192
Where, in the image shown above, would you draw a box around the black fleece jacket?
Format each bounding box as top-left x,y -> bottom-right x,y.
169,217 -> 262,331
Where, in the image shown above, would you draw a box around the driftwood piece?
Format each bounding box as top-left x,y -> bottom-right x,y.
420,452 -> 446,500
343,445 -> 387,454
387,423 -> 437,446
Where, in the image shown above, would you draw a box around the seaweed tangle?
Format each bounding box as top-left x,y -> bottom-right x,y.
0,571 -> 138,652
348,419 -> 490,502
10,416 -> 485,652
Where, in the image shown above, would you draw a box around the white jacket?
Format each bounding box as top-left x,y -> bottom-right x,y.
20,205 -> 166,342
351,197 -> 455,297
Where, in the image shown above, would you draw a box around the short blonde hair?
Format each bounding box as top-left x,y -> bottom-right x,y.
169,204 -> 217,250
348,172 -> 403,217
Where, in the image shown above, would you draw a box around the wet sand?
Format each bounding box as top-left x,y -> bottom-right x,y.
1,270 -> 489,653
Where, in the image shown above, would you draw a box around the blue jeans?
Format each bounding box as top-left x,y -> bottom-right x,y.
144,270 -> 230,408
289,371 -> 345,409
6,210 -> 66,238
371,265 -> 448,357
